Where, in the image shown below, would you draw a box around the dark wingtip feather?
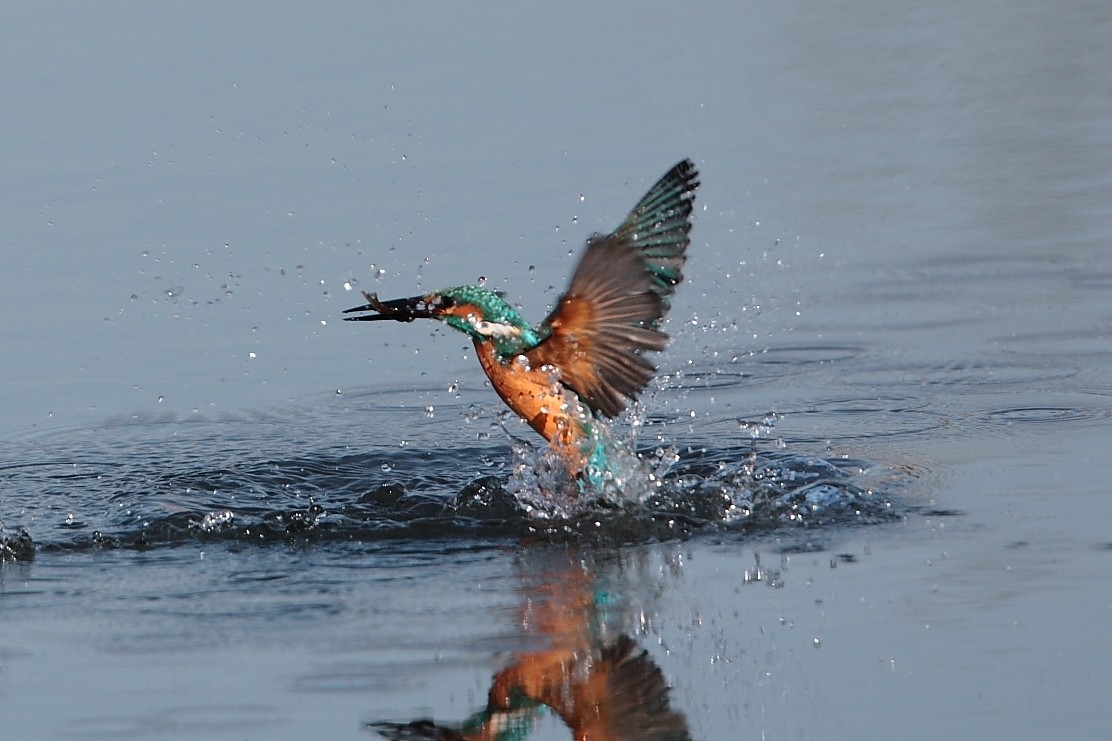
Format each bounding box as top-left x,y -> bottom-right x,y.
612,159 -> 700,305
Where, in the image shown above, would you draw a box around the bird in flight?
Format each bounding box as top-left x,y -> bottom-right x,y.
345,160 -> 700,487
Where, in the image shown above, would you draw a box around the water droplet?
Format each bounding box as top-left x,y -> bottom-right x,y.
447,381 -> 458,394
248,352 -> 257,359
477,275 -> 487,286
381,462 -> 393,472
425,405 -> 435,418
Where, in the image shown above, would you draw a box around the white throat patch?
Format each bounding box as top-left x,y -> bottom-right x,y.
468,314 -> 521,338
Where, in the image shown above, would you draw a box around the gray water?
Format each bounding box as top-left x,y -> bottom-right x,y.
3,3 -> 1112,739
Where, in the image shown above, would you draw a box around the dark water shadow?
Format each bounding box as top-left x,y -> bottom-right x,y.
2,429 -> 900,558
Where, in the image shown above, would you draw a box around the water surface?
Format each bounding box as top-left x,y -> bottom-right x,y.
3,2 -> 1112,739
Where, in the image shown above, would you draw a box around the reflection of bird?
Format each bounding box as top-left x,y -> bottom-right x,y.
488,634 -> 692,741
367,634 -> 691,741
345,161 -> 699,480
365,719 -> 470,740
599,636 -> 691,740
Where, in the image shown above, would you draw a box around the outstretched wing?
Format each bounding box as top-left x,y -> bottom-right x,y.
526,239 -> 667,418
527,160 -> 700,418
611,157 -> 699,308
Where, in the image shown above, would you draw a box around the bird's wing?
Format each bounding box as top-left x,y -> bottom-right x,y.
610,158 -> 699,309
526,239 -> 667,418
526,160 -> 699,418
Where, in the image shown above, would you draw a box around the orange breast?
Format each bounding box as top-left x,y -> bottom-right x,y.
474,339 -> 588,454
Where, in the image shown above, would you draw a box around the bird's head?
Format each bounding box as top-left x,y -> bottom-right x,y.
344,285 -> 539,355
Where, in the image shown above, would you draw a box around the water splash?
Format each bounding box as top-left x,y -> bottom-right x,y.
495,408 -> 892,536
0,520 -> 34,562
506,429 -> 665,520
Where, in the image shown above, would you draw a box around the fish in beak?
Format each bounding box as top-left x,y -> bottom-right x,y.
342,291 -> 453,323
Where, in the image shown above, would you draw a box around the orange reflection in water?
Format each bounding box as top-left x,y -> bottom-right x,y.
369,552 -> 690,741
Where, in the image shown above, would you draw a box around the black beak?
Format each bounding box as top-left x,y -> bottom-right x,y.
343,291 -> 441,322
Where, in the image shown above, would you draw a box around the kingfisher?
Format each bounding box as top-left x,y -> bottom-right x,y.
345,160 -> 699,488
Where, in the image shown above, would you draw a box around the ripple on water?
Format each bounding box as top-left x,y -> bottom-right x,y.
0,409 -> 904,555
1069,271 -> 1112,291
63,703 -> 279,739
838,361 -> 1078,389
994,329 -> 1112,358
790,396 -> 951,443
693,396 -> 952,444
668,368 -> 755,391
751,344 -> 866,367
728,345 -> 868,385
980,407 -> 1102,425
